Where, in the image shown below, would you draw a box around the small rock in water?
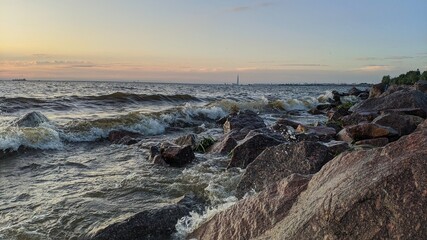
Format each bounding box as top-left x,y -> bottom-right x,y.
223,110 -> 266,134
13,111 -> 49,127
174,134 -> 197,149
161,144 -> 195,167
108,130 -> 141,144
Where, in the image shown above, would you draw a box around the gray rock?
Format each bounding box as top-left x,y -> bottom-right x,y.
236,141 -> 331,198
227,133 -> 282,169
13,111 -> 49,127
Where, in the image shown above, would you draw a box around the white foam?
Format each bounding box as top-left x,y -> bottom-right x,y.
0,123 -> 63,151
174,196 -> 238,239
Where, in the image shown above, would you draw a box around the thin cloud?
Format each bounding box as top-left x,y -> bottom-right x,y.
276,63 -> 328,67
356,55 -> 415,61
229,1 -> 275,12
356,65 -> 392,71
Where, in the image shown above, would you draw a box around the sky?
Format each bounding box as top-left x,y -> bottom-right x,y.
0,0 -> 426,84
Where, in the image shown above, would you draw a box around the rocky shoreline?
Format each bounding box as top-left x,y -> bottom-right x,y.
90,81 -> 427,239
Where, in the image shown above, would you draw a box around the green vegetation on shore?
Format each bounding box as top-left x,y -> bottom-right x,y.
381,69 -> 427,85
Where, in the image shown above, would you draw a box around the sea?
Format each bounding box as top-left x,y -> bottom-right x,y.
0,80 -> 357,239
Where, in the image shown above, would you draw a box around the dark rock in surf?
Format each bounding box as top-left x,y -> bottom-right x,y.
208,133 -> 237,155
295,125 -> 336,142
327,108 -> 350,121
236,141 -> 331,198
13,111 -> 49,127
174,134 -> 197,149
227,133 -> 282,169
161,144 -> 195,167
92,193 -> 204,240
108,130 -> 140,144
223,110 -> 266,134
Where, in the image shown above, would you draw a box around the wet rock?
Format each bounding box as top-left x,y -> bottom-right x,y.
161,145 -> 195,167
227,133 -> 282,169
115,136 -> 139,145
189,174 -> 311,240
223,110 -> 266,134
148,145 -> 160,161
13,111 -> 49,127
152,155 -> 168,166
108,130 -> 141,144
236,141 -> 331,198
372,113 -> 424,136
257,121 -> 427,239
208,133 -> 237,155
354,137 -> 389,147
316,104 -> 333,111
92,193 -> 204,240
337,123 -> 399,143
368,82 -> 386,98
351,89 -> 427,116
174,134 -> 197,149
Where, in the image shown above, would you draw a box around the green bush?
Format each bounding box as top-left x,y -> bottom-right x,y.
381,69 -> 425,85
195,136 -> 216,153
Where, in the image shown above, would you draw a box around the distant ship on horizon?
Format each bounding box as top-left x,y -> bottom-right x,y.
12,78 -> 27,81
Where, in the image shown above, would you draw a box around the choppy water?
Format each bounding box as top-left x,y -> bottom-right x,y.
0,80 -> 355,239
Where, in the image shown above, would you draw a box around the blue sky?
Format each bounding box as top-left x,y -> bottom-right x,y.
0,0 -> 426,83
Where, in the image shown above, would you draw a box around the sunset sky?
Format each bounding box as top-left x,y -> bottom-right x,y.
1,0 -> 426,83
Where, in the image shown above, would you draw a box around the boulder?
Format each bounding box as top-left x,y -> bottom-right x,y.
414,80 -> 427,93
223,110 -> 266,134
243,128 -> 285,142
372,113 -> 424,136
347,87 -> 363,96
295,125 -> 336,141
92,193 -> 204,240
108,130 -> 141,144
188,174 -> 311,240
161,145 -> 195,167
380,107 -> 426,118
327,108 -> 350,121
208,134 -> 237,155
322,141 -> 350,157
272,118 -> 302,130
236,141 -> 331,198
227,134 -> 282,169
354,137 -> 389,147
351,89 -> 427,116
337,123 -> 398,143
257,120 -> 427,239
368,82 -> 386,98
13,111 -> 49,127
339,111 -> 379,126
174,134 -> 197,149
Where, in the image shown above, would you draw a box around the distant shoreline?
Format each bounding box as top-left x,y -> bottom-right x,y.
0,79 -> 372,87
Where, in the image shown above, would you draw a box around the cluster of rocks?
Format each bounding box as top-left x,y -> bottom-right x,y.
187,81 -> 427,239
92,81 -> 427,239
